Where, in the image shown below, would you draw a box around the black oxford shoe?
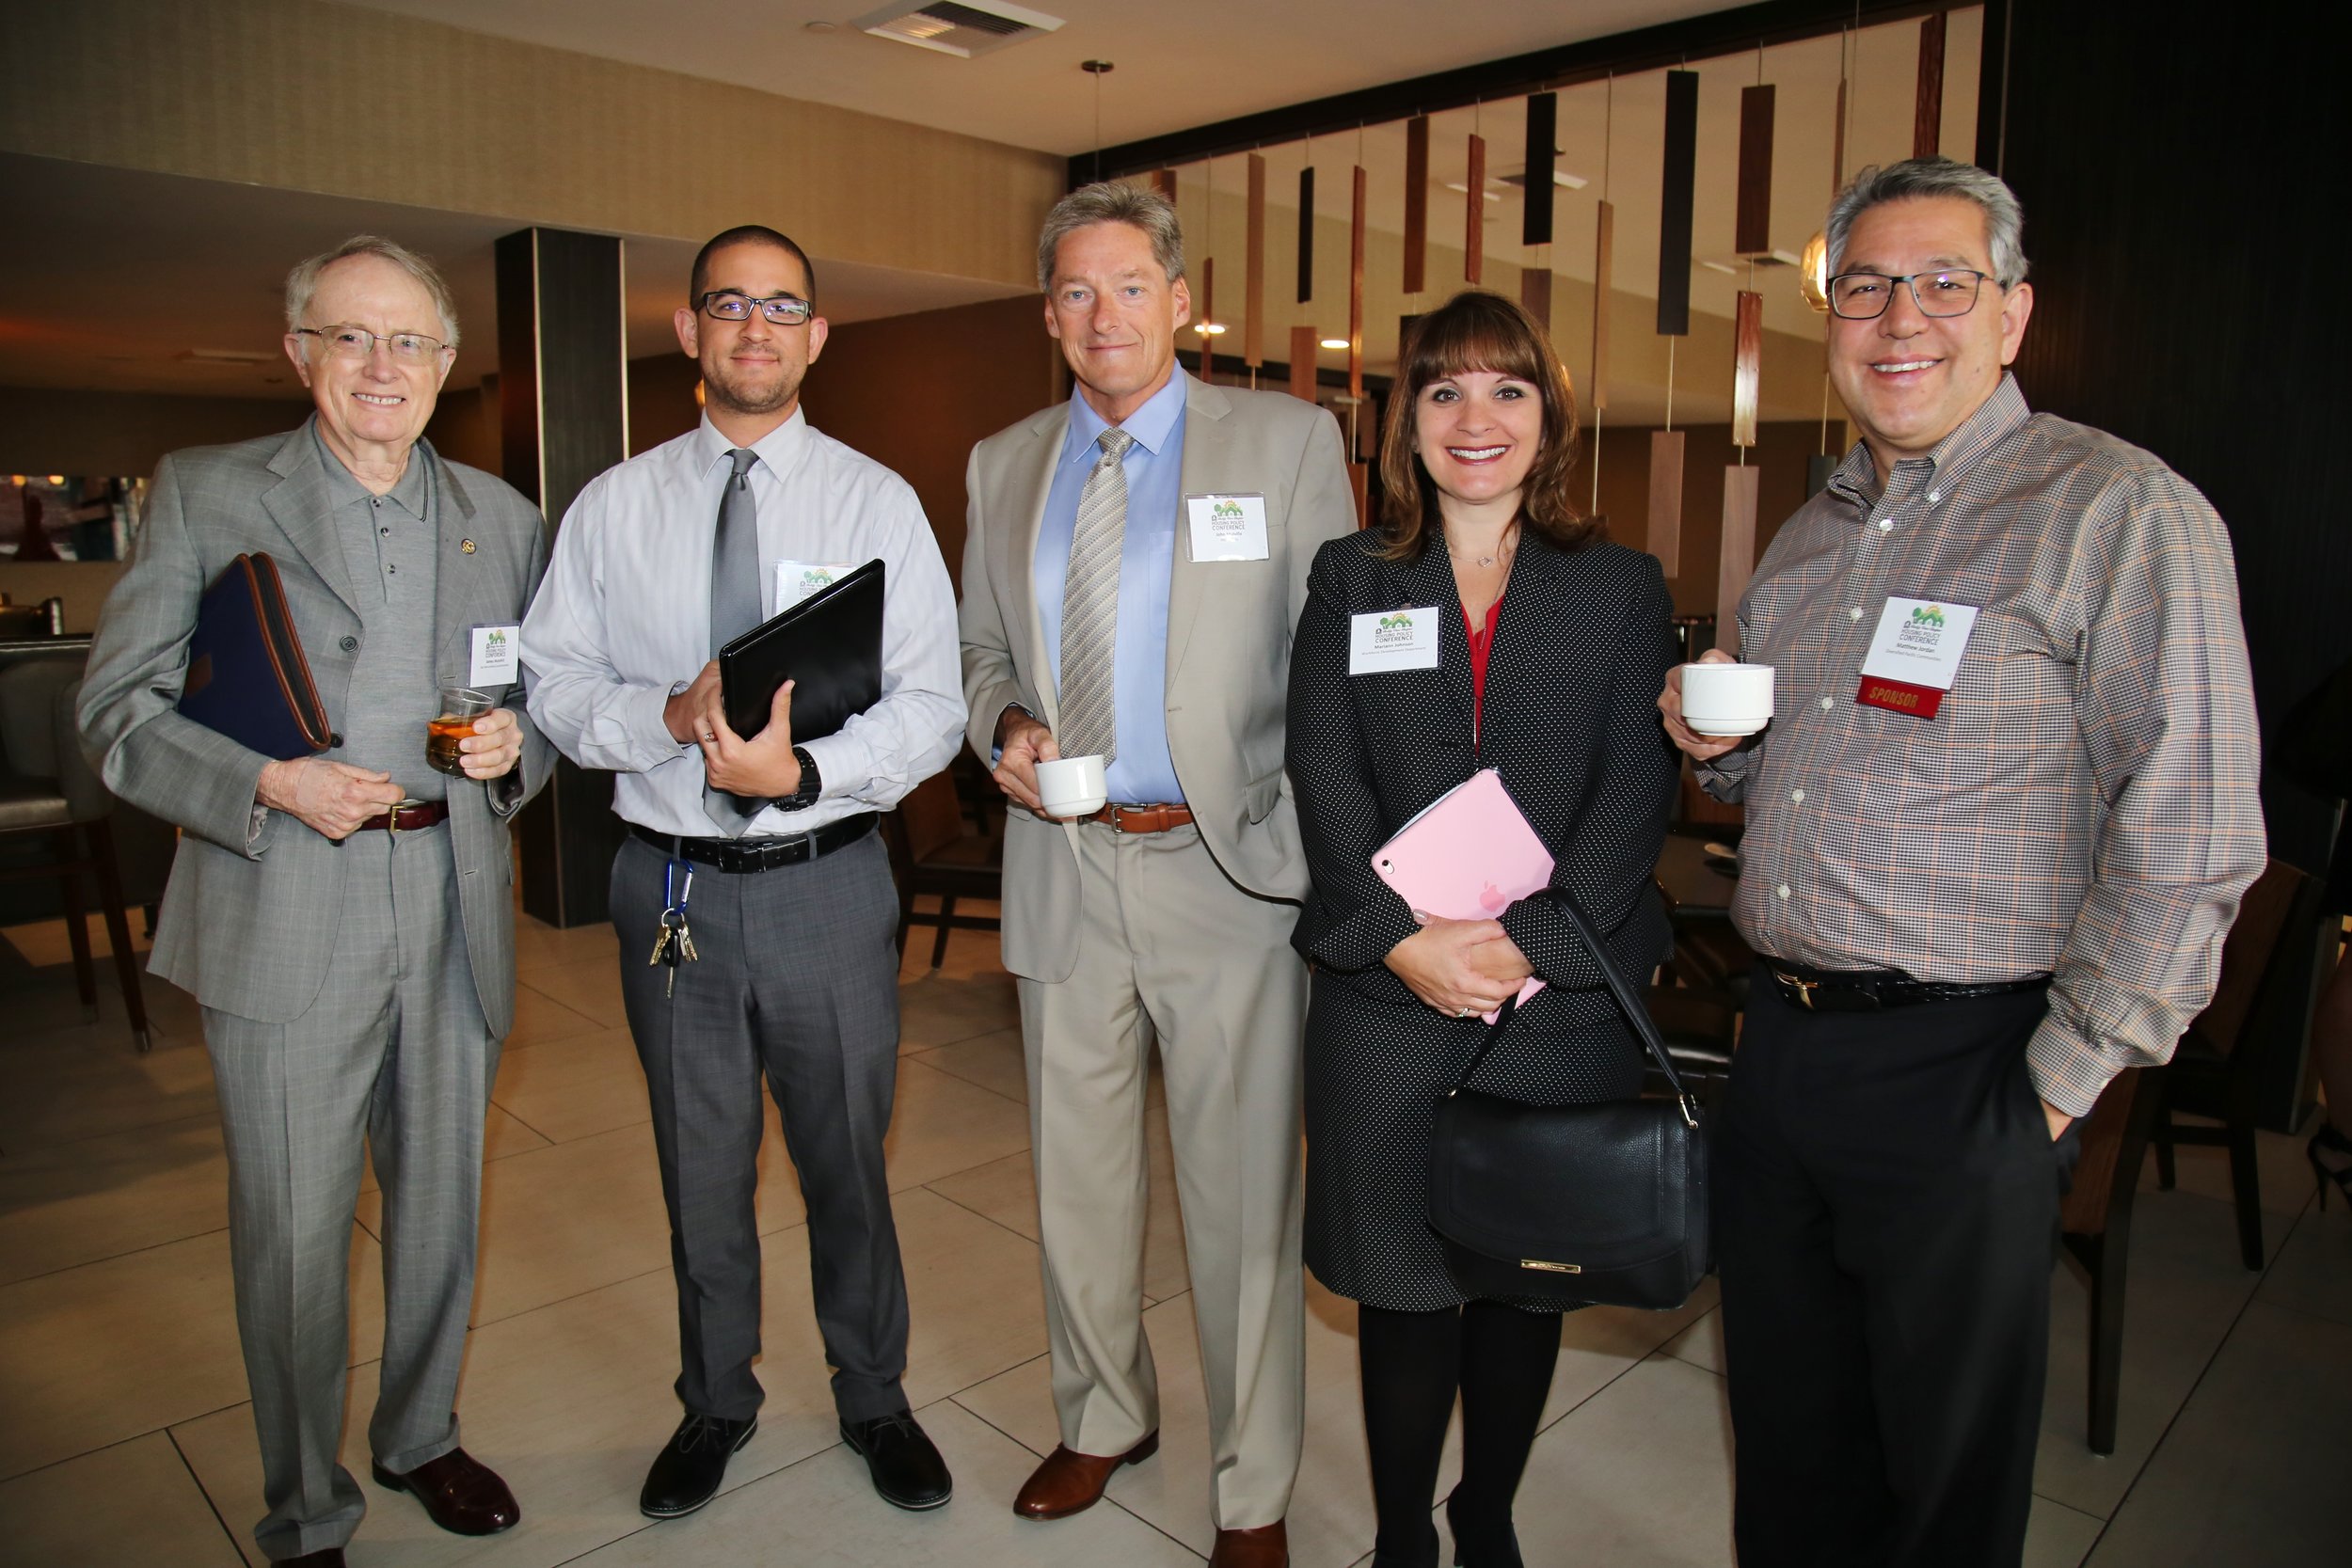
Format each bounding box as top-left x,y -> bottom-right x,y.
371,1447 -> 520,1536
840,1409 -> 952,1511
640,1412 -> 757,1519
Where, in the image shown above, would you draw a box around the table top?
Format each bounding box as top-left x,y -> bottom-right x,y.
1653,832 -> 1740,921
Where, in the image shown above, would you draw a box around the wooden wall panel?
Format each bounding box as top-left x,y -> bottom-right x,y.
1915,12 -> 1946,158
1296,165 -> 1316,303
1349,164 -> 1367,398
1403,116 -> 1429,295
1657,71 -> 1698,335
1520,267 -> 1551,331
1245,152 -> 1265,366
1731,290 -> 1763,447
1151,167 -> 1177,200
1521,91 -> 1557,248
1289,325 -> 1318,403
1591,200 -> 1614,410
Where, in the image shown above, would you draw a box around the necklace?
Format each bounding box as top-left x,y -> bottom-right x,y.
1444,526 -> 1518,570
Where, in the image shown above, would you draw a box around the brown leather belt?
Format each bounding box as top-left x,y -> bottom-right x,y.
1082,801 -> 1194,835
357,800 -> 450,834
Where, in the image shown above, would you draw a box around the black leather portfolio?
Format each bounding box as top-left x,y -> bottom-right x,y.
718,558 -> 884,746
177,552 -> 337,760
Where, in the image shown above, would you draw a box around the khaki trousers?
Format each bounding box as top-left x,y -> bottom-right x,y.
1018,821 -> 1308,1529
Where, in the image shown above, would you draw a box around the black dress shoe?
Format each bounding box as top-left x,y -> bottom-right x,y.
276,1552 -> 346,1567
840,1409 -> 952,1511
640,1412 -> 757,1519
371,1446 -> 520,1536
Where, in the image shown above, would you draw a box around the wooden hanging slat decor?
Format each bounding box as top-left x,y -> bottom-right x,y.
1915,12 -> 1946,158
1348,462 -> 1370,529
1591,200 -> 1614,411
1833,78 -> 1848,191
1349,165 -> 1367,398
1521,92 -> 1557,248
1465,133 -> 1486,284
1289,325 -> 1318,403
1520,266 -> 1551,330
1403,116 -> 1429,295
1718,466 -> 1760,642
1736,84 -> 1776,258
1647,431 -> 1685,576
1657,71 -> 1697,335
1296,166 -> 1315,304
1152,168 -> 1177,201
1245,153 -> 1266,367
1198,257 -> 1215,386
1731,290 -> 1763,447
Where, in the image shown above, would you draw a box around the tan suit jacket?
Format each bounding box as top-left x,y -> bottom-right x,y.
959,373 -> 1356,982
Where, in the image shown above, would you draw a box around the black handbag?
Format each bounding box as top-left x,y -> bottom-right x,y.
1425,888 -> 1711,1311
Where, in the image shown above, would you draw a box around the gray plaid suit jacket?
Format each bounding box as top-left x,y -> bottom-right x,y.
77,420 -> 552,1032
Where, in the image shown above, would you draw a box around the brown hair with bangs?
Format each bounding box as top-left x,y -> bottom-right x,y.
1374,290 -> 1596,561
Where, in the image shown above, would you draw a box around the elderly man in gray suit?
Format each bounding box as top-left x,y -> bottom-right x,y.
960,182 -> 1355,1568
77,235 -> 550,1568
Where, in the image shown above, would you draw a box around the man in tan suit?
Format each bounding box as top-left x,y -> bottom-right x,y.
959,182 -> 1354,1568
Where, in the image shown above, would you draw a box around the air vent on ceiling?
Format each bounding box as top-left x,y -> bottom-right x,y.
1701,250 -> 1803,275
854,0 -> 1064,57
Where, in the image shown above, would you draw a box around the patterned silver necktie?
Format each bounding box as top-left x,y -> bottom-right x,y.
705,447 -> 763,835
1057,427 -> 1135,763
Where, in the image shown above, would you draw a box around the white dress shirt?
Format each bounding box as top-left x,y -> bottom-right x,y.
521,409 -> 965,836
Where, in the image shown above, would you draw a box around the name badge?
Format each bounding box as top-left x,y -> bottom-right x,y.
1349,606 -> 1441,674
1856,596 -> 1980,717
773,560 -> 859,612
469,624 -> 520,688
1184,493 -> 1270,562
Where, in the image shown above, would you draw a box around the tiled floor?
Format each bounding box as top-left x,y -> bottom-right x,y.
2,905 -> 2343,1566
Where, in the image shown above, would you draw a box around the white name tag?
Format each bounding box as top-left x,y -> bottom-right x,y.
469,624 -> 519,688
1861,596 -> 1981,689
1350,606 -> 1442,673
773,560 -> 859,612
1184,493 -> 1270,562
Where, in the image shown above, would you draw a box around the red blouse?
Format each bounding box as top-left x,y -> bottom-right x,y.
1464,591 -> 1503,741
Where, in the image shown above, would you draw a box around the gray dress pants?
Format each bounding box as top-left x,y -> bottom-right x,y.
611,828 -> 911,1424
201,824 -> 494,1561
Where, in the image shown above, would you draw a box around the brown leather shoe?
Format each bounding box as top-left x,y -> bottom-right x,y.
1210,1519 -> 1289,1567
1011,1430 -> 1159,1519
371,1447 -> 521,1536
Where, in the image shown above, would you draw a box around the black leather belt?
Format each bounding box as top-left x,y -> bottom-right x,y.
1762,960 -> 2051,1012
630,813 -> 874,873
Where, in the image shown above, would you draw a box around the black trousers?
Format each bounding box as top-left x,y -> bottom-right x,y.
1715,968 -> 2072,1568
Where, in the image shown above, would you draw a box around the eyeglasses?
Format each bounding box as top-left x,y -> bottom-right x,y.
294,325 -> 453,363
1827,269 -> 1995,320
698,291 -> 814,325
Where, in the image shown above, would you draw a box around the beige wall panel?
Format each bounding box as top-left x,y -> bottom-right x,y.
0,0 -> 1063,288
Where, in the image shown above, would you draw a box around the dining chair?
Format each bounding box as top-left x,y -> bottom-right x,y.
2150,857 -> 2328,1270
2059,1063 -> 2162,1456
0,658 -> 151,1051
881,768 -> 1002,971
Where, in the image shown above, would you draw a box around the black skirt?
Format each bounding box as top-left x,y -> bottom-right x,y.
1302,968 -> 1645,1312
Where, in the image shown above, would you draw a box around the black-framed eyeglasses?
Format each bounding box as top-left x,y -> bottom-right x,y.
294,325 -> 453,363
697,291 -> 814,325
1827,269 -> 1996,320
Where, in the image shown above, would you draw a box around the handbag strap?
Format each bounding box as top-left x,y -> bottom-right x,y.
1443,886 -> 1700,1127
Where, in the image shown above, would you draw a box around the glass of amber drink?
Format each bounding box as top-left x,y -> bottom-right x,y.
427,687 -> 494,775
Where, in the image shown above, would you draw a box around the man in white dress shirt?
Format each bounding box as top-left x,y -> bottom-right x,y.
520,226 -> 966,1521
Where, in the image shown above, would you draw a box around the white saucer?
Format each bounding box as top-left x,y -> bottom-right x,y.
1687,716 -> 1770,737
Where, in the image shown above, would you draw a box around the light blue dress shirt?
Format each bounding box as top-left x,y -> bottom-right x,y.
1032,372 -> 1187,804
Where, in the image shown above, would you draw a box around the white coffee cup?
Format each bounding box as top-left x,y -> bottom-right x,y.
1036,753 -> 1109,818
1679,662 -> 1775,737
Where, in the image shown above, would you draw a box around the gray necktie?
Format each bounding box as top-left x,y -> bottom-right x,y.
1057,427 -> 1135,764
705,447 -> 763,835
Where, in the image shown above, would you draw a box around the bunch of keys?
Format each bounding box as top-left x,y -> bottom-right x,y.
647,859 -> 699,998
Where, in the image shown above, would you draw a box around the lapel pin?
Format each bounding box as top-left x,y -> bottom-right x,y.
460,538 -> 477,554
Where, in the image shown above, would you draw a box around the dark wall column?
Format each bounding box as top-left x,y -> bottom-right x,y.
1979,1 -> 2352,1128
498,228 -> 629,928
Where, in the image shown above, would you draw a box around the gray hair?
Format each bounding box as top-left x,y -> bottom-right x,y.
1825,157 -> 2029,289
284,234 -> 462,349
1036,181 -> 1185,292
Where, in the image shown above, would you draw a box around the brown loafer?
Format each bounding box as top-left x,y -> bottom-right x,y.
1210,1519 -> 1289,1567
372,1446 -> 521,1536
1011,1430 -> 1159,1519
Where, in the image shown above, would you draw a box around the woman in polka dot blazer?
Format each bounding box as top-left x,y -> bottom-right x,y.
1285,291 -> 1682,1568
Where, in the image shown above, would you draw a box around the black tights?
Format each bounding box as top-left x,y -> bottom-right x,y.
1358,1299 -> 1562,1563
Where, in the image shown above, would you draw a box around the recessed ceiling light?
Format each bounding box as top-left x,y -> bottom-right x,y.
854,0 -> 1063,58
804,19 -> 838,32
1194,322 -> 1228,335
1319,337 -> 1350,350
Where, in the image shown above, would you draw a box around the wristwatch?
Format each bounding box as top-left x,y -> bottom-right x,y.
780,745 -> 821,811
